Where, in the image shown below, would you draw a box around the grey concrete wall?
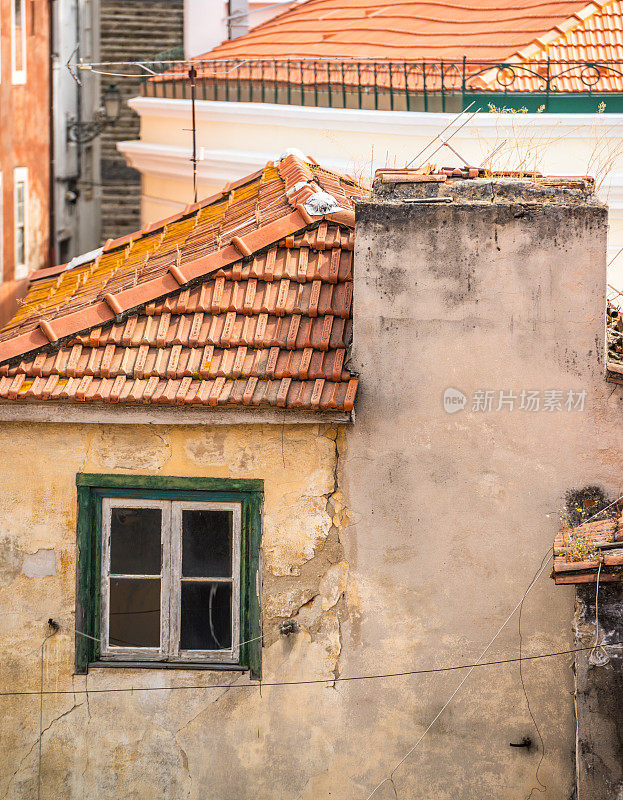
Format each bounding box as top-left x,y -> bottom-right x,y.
344,181 -> 620,799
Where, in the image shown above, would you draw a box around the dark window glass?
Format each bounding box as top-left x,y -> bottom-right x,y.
180,582 -> 232,650
182,510 -> 232,578
110,507 -> 161,575
109,578 -> 160,648
14,0 -> 23,69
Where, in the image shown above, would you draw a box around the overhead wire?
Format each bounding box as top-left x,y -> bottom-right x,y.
2,639 -> 622,698
519,552 -> 549,800
37,623 -> 59,800
588,560 -> 610,667
364,551 -> 553,800
363,493 -> 623,800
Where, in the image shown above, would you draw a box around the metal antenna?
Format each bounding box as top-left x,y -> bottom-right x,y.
189,66 -> 198,203
479,140 -> 507,169
404,101 -> 476,168
411,106 -> 482,171
443,141 -> 471,167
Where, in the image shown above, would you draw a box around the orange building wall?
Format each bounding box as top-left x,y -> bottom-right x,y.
0,0 -> 51,324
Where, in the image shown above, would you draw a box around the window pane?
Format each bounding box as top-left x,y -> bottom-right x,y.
14,0 -> 23,70
15,184 -> 24,222
109,578 -> 160,648
110,507 -> 161,575
180,581 -> 232,650
15,229 -> 24,266
182,509 -> 232,578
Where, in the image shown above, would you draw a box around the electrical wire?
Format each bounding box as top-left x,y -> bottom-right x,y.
74,59 -> 253,80
589,560 -> 610,667
364,552 -> 553,800
2,640 -> 622,698
58,622 -> 273,651
37,624 -> 58,800
363,494 -> 623,800
519,553 -> 549,800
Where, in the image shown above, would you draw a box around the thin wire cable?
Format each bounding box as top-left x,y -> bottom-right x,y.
37,624 -> 58,800
3,640 -> 623,699
608,246 -> 623,268
363,495 -> 623,800
364,553 -> 552,800
58,621 -> 276,651
75,59 -> 252,80
519,553 -> 548,800
589,560 -> 610,666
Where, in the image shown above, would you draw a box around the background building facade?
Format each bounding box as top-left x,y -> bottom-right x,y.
0,0 -> 51,321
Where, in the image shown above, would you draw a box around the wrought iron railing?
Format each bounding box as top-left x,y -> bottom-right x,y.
140,57 -> 623,112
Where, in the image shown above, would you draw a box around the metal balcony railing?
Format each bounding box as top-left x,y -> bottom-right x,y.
140,58 -> 623,113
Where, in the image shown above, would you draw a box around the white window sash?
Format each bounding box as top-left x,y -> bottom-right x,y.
170,500 -> 241,664
100,498 -> 241,663
100,497 -> 171,661
11,0 -> 26,84
13,167 -> 27,279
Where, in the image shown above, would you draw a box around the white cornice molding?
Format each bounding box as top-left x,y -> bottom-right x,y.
119,139 -> 623,210
127,95 -> 623,138
118,140 -> 349,183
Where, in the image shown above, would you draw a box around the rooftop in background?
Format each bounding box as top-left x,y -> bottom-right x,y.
201,0 -> 600,61
0,155 -> 366,413
143,0 -> 623,112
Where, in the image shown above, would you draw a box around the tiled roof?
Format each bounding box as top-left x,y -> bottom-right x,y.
479,0 -> 623,92
553,517 -> 623,584
197,0 -> 594,61
0,156 -> 366,412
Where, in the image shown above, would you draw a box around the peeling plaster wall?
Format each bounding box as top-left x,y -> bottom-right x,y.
0,422 -> 354,800
343,185 -> 623,799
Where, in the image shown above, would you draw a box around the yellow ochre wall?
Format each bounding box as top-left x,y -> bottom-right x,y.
0,421 -> 354,800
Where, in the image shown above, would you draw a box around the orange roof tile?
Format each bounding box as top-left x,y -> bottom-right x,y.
0,156 -> 367,413
197,0 -> 595,61
479,0 -> 623,92
553,516 -> 623,584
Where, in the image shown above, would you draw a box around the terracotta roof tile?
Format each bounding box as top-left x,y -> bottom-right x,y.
192,0 -> 595,61
0,157 -> 366,414
478,0 -> 623,92
552,515 -> 623,584
147,0 -> 623,95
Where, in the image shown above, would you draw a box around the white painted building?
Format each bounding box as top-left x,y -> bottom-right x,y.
119,99 -> 623,285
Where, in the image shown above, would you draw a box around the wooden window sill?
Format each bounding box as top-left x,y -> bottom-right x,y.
87,661 -> 249,672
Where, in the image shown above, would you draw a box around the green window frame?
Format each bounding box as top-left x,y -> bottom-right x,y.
75,474 -> 262,677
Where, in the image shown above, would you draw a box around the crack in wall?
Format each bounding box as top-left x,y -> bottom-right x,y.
1,695 -> 87,800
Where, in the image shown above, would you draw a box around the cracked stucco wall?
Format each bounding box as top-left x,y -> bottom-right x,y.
0,421 -> 354,800
340,192 -> 623,800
